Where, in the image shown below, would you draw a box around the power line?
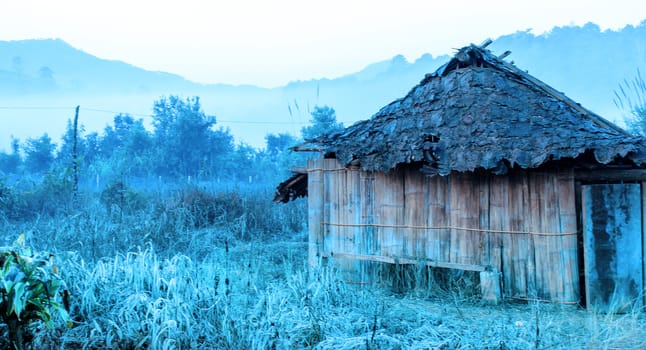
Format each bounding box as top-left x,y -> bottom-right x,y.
0,105 -> 311,125
0,106 -> 73,110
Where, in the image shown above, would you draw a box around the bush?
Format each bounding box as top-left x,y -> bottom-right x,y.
0,235 -> 71,350
0,179 -> 28,222
100,180 -> 147,217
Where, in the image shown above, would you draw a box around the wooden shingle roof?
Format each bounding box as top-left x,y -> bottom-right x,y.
306,42 -> 646,176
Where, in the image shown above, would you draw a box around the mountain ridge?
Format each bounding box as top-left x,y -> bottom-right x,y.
1,20 -> 645,149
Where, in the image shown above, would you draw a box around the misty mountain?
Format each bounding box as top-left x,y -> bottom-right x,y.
0,20 -> 645,150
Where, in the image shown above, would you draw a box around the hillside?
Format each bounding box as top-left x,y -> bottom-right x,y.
0,20 -> 645,149
0,38 -> 198,94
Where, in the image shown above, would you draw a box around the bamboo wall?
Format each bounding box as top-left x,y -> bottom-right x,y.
307,158 -> 580,303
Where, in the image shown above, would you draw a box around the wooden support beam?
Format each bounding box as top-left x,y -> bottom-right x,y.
322,252 -> 487,272
575,169 -> 646,182
498,50 -> 511,60
479,38 -> 493,49
290,166 -> 308,174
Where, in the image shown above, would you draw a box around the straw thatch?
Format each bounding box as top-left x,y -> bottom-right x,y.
275,43 -> 646,202
310,44 -> 646,174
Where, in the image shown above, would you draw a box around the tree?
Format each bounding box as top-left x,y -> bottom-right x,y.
614,69 -> 646,135
301,105 -> 344,140
260,132 -> 306,181
36,66 -> 56,91
57,119 -> 85,165
152,96 -> 233,177
23,134 -> 56,174
265,133 -> 298,158
99,114 -> 149,157
95,114 -> 154,177
82,132 -> 101,167
0,138 -> 21,174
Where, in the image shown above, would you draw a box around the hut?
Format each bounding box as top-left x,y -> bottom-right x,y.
275,41 -> 646,310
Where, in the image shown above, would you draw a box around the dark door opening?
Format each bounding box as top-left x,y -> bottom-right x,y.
581,183 -> 643,312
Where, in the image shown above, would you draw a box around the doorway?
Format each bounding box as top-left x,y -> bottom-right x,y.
581,183 -> 643,312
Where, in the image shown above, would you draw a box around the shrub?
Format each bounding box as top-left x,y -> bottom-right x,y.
100,180 -> 146,217
0,179 -> 28,222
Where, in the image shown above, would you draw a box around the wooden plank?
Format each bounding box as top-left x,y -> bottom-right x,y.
338,162 -> 349,259
582,184 -> 643,312
348,168 -> 361,254
508,171 -> 530,298
347,166 -> 363,277
358,170 -> 377,281
526,172 -> 542,299
488,175 -> 508,294
290,166 -> 308,174
530,172 -> 564,300
374,170 -> 405,257
322,252 -> 486,272
557,171 -> 579,303
643,182 -> 646,308
575,169 -> 646,182
404,168 -> 426,257
307,158 -> 324,268
322,159 -> 337,259
426,175 -> 450,262
480,270 -> 502,305
360,171 -> 376,255
449,173 -> 481,265
478,174 -> 490,267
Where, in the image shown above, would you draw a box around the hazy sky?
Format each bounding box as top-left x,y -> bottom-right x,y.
2,0 -> 645,87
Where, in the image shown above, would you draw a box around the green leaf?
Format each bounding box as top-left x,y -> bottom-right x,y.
10,281 -> 27,319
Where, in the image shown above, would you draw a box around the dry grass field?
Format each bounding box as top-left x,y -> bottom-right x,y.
2,186 -> 646,349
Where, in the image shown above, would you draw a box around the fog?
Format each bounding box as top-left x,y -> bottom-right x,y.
1,21 -> 645,153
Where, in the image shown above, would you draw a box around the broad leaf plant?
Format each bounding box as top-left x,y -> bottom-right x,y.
1,234 -> 71,350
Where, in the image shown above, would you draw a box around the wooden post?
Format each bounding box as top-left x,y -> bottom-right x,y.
308,158 -> 324,269
480,269 -> 502,305
642,182 -> 646,308
72,105 -> 79,196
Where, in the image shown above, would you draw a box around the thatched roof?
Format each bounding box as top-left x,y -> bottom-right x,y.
274,42 -> 646,202
304,42 -> 646,176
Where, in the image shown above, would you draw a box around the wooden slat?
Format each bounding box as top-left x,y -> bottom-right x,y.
449,173 -> 481,265
322,252 -> 486,272
426,175 -> 450,262
307,158 -> 324,268
558,170 -> 579,303
348,166 -> 361,254
374,171 -> 404,257
360,171 -> 376,255
508,171 -> 530,298
322,158 -> 338,260
529,172 -> 561,300
575,169 -> 646,182
478,174 -> 491,267
642,181 -> 646,308
526,172 -> 541,299
488,175 -> 508,293
312,165 -> 581,304
404,168 -> 426,257
290,166 -> 308,174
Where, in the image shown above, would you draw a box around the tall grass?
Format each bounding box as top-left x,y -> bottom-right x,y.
2,179 -> 646,349
41,241 -> 646,349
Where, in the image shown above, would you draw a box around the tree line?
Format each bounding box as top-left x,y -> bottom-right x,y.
0,96 -> 344,186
